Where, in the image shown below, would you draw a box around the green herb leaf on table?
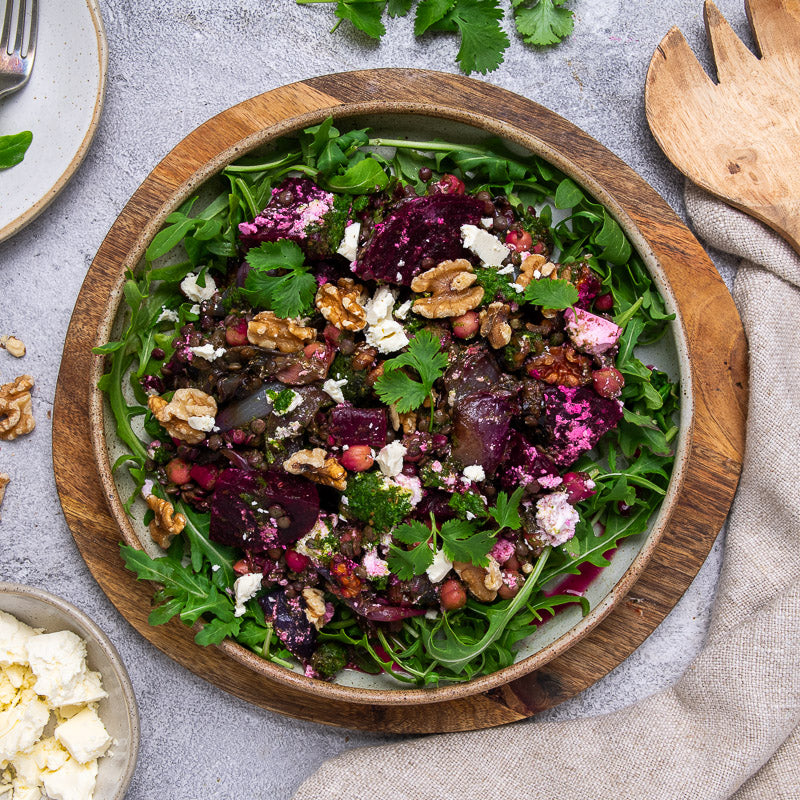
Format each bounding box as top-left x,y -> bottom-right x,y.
523,277 -> 578,309
414,0 -> 455,34
438,0 -> 509,75
513,0 -> 574,47
242,240 -> 317,318
0,131 -> 33,170
374,329 -> 448,413
333,0 -> 387,38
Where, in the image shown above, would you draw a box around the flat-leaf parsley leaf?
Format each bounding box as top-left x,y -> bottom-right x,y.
523,277 -> 578,310
242,240 -> 317,318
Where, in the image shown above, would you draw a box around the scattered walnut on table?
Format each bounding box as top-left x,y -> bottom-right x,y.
247,311 -> 316,353
0,375 -> 35,441
146,494 -> 186,549
479,301 -> 513,348
0,473 -> 9,519
315,278 -> 367,332
410,259 -> 484,319
148,388 -> 217,445
0,336 -> 26,358
283,448 -> 347,491
302,587 -> 328,630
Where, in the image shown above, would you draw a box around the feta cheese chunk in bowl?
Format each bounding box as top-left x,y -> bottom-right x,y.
0,583 -> 138,800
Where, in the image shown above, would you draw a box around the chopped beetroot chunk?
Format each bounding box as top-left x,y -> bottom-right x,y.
451,390 -> 516,476
209,468 -> 320,549
499,431 -> 560,491
260,590 -> 317,661
329,405 -> 387,448
542,385 -> 623,467
238,177 -> 347,259
353,193 -> 484,285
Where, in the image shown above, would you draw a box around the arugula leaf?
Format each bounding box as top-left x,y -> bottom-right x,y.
523,277 -> 579,309
334,1 -> 387,38
0,131 -> 33,170
242,240 -> 316,318
374,329 -> 448,413
513,0 -> 574,47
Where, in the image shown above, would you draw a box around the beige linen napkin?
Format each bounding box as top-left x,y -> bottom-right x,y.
293,184 -> 800,800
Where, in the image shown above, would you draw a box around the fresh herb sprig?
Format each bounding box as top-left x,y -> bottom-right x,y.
296,0 -> 575,75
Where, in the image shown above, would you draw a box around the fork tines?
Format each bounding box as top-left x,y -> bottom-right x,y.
1,0 -> 37,61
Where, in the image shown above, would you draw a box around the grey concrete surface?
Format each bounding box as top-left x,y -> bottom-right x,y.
0,1 -> 748,797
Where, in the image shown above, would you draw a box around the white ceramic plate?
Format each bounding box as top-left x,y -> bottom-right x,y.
0,0 -> 107,243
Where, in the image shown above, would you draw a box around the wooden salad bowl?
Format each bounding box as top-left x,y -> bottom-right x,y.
53,69 -> 747,732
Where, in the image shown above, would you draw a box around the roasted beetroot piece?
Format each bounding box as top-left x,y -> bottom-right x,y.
499,431 -> 560,491
562,471 -> 597,503
353,193 -> 484,285
238,177 -> 349,260
209,468 -> 320,548
443,347 -> 501,406
451,390 -> 516,476
260,590 -> 317,662
413,490 -> 458,525
329,405 -> 387,448
542,385 -> 624,467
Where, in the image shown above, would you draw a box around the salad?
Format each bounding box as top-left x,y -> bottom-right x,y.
98,118 -> 679,685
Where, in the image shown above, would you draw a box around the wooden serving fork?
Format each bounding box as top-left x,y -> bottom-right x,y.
645,0 -> 800,255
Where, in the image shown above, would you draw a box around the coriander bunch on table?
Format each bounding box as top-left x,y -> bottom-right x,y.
296,0 -> 575,74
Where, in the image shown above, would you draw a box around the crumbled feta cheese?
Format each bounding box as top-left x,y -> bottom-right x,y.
392,474 -> 423,507
535,492 -> 580,546
564,307 -> 622,355
0,611 -> 38,667
54,707 -> 111,764
462,464 -> 486,483
0,697 -> 50,763
156,307 -> 179,324
187,415 -> 215,432
271,389 -> 303,416
496,264 -> 515,275
232,573 -> 264,618
364,285 -> 396,326
362,549 -> 390,578
336,221 -> 361,262
365,318 -> 409,354
426,549 -> 453,584
322,377 -> 348,404
510,282 -> 525,293
461,224 -> 510,267
480,217 -> 493,229
376,441 -> 407,478
394,299 -> 412,320
42,757 -> 98,800
180,272 -> 217,303
26,632 -> 106,707
189,303 -> 200,315
189,343 -> 225,362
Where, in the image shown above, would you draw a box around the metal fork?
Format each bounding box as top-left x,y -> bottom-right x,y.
0,0 -> 37,101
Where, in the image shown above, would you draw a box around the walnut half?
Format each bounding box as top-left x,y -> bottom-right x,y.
410,259 -> 484,319
302,587 -> 328,630
148,388 -> 217,445
479,302 -> 512,349
146,494 -> 186,549
0,375 -> 35,441
0,336 -> 26,358
315,278 -> 367,332
283,448 -> 347,491
247,311 -> 316,353
453,560 -> 499,602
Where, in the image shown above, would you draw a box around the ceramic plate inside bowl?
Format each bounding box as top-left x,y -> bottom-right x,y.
96,109 -> 690,700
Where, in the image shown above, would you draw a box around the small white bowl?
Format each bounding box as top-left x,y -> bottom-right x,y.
0,582 -> 139,799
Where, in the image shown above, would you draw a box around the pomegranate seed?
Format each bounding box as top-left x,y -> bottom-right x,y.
439,579 -> 467,611
285,549 -> 310,572
532,241 -> 545,255
233,559 -> 251,576
594,293 -> 614,312
505,230 -> 533,252
165,458 -> 192,485
225,318 -> 248,346
451,310 -> 479,339
339,445 -> 374,472
593,366 -> 625,398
